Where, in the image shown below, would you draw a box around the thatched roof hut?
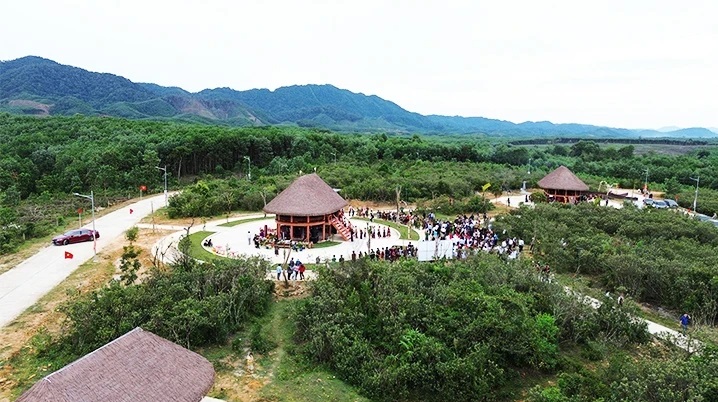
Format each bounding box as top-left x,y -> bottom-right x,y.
17,328 -> 215,402
263,173 -> 350,242
264,173 -> 347,216
538,166 -> 589,191
537,166 -> 589,203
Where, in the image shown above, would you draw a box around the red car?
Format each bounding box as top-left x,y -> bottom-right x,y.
52,229 -> 100,245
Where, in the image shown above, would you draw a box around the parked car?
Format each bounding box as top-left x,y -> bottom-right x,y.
651,200 -> 669,209
642,198 -> 654,207
52,229 -> 100,245
663,199 -> 679,208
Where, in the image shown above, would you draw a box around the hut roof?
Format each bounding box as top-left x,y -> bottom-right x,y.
17,328 -> 215,402
263,173 -> 347,216
537,166 -> 590,191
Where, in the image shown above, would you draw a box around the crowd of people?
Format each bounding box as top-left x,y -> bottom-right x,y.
416,213 -> 526,261
276,257 -> 307,280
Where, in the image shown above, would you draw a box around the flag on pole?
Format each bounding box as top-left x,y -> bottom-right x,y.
482,183 -> 491,192
130,208 -> 134,214
64,251 -> 73,259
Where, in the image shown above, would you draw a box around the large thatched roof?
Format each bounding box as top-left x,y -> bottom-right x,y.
264,173 -> 347,216
17,328 -> 215,402
537,166 -> 589,191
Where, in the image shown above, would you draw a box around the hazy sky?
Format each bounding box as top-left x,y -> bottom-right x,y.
2,0 -> 717,129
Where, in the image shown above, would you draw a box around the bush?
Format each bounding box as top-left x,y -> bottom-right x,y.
293,257 -> 645,401
34,256 -> 274,364
250,321 -> 277,355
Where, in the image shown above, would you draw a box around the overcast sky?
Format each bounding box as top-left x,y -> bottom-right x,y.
3,0 -> 717,129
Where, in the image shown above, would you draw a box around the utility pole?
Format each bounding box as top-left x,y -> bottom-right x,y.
644,169 -> 649,192
73,191 -> 96,258
690,176 -> 700,212
395,185 -> 402,226
244,156 -> 251,181
155,165 -> 168,206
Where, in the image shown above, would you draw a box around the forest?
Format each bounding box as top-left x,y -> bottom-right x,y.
1,113 -> 717,254
3,113 -> 718,401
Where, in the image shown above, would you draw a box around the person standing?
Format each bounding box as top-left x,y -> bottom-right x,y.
276,264 -> 282,280
680,313 -> 691,334
247,230 -> 252,245
298,263 -> 305,280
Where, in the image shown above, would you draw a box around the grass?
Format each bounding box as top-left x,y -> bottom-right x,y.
218,215 -> 273,227
312,240 -> 341,249
354,217 -> 420,240
185,231 -> 222,261
257,299 -> 370,402
199,298 -> 369,402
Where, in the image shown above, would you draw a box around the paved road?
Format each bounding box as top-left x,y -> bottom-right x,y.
565,287 -> 702,353
0,194 -> 167,328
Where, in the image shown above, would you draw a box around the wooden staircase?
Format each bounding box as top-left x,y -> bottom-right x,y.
329,216 -> 352,241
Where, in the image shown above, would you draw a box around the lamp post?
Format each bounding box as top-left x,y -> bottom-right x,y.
522,158 -> 532,193
331,152 -> 337,163
244,156 -> 251,181
690,176 -> 700,212
155,165 -> 168,206
644,169 -> 649,192
73,191 -> 96,257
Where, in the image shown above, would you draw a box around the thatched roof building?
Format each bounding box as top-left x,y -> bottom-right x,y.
17,328 -> 215,402
264,173 -> 347,216
263,173 -> 351,242
537,166 -> 589,203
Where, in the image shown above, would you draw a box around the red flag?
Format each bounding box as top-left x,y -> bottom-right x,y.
64,251 -> 73,259
129,209 -> 134,214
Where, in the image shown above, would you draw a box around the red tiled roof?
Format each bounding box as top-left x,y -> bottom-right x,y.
17,328 -> 215,402
537,166 -> 589,191
263,173 -> 347,216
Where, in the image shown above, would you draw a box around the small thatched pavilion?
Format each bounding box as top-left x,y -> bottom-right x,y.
537,165 -> 589,203
17,328 -> 216,402
263,173 -> 350,242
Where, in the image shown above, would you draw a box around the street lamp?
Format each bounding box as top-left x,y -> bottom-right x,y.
690,176 -> 700,212
331,152 -> 337,163
155,165 -> 168,205
522,158 -> 532,193
644,169 -> 649,192
244,156 -> 251,181
73,191 -> 96,257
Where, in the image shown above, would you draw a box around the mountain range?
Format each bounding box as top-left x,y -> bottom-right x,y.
1,56 -> 716,138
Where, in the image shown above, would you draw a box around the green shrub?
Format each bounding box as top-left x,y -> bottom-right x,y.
250,321 -> 277,355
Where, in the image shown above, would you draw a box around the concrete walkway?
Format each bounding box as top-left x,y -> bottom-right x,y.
565,287 -> 702,353
145,216 -> 417,267
0,194 -> 168,328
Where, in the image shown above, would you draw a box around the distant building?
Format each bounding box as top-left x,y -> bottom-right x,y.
17,327 -> 217,402
263,173 -> 351,242
537,165 -> 589,203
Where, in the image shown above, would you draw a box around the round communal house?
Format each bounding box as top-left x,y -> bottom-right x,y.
537,165 -> 589,203
263,173 -> 351,244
